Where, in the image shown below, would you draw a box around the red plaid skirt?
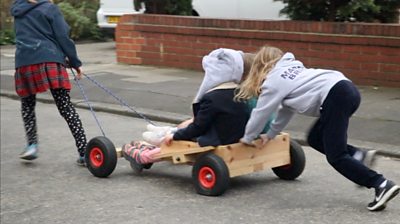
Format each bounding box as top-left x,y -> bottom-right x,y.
15,63 -> 71,97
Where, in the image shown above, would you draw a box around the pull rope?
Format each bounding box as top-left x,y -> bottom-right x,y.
82,73 -> 156,126
71,69 -> 106,137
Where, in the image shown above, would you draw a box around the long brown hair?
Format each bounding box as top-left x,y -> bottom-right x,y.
235,45 -> 283,101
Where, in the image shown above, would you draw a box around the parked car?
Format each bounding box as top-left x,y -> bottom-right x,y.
192,0 -> 287,20
96,0 -> 145,35
97,0 -> 287,34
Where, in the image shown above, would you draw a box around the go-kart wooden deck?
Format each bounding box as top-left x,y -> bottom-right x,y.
87,132 -> 304,196
116,133 -> 291,178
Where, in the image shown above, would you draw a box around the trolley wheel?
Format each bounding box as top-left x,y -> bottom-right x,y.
192,153 -> 230,196
272,139 -> 306,180
85,136 -> 117,178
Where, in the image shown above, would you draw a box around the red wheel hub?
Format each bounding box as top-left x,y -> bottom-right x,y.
90,147 -> 104,168
198,166 -> 216,189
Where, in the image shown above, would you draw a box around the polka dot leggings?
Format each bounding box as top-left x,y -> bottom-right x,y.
21,88 -> 87,157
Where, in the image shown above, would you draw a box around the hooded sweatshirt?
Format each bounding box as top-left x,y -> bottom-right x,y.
193,48 -> 244,103
174,82 -> 249,147
11,0 -> 81,68
241,52 -> 348,143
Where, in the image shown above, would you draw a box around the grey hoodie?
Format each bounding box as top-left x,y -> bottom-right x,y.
194,48 -> 244,103
241,53 -> 348,143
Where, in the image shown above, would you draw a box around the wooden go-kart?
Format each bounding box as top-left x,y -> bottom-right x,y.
84,133 -> 305,196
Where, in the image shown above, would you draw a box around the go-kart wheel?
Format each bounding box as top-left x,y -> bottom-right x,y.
85,136 -> 117,178
272,139 -> 305,180
192,153 -> 230,196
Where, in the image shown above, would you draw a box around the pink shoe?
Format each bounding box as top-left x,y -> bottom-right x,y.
122,143 -> 144,172
139,147 -> 161,164
122,141 -> 159,170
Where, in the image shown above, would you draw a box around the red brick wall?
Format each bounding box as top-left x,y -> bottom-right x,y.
116,14 -> 400,87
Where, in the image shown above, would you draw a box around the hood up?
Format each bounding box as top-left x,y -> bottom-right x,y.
194,48 -> 244,103
11,0 -> 48,17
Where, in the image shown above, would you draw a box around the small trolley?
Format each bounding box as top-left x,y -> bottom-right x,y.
85,133 -> 305,196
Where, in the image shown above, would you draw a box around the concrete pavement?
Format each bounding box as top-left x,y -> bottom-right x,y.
1,41 -> 399,157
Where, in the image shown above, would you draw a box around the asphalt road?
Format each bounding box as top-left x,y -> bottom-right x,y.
1,97 -> 399,224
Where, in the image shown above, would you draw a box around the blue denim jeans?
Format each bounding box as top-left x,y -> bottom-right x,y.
307,80 -> 384,188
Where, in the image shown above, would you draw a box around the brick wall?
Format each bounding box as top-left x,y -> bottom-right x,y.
116,14 -> 400,87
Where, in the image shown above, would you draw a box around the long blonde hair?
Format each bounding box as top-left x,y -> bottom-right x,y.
241,53 -> 256,82
235,45 -> 283,101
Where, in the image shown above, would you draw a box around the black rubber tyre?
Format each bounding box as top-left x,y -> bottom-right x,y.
85,136 -> 117,178
272,139 -> 306,180
192,153 -> 230,196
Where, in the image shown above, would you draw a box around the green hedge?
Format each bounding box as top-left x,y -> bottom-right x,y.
0,29 -> 15,45
57,2 -> 103,40
277,0 -> 400,23
0,0 -> 104,44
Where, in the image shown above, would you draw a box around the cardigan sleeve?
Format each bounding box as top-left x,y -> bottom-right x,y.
47,4 -> 82,68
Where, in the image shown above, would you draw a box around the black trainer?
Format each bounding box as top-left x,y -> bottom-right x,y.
367,180 -> 400,211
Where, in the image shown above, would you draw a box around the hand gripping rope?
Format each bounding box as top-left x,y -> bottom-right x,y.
70,69 -> 156,136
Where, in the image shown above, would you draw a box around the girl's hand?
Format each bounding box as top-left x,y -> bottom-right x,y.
74,67 -> 83,80
260,134 -> 271,146
164,133 -> 174,146
240,138 -> 256,147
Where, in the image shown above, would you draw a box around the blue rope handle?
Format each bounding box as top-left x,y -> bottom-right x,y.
71,69 -> 106,136
81,73 -> 156,126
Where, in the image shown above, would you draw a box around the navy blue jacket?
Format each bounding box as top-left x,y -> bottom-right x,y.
173,88 -> 249,147
11,0 -> 81,68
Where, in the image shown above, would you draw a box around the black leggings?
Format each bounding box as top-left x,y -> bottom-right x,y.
307,80 -> 384,188
21,89 -> 87,157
